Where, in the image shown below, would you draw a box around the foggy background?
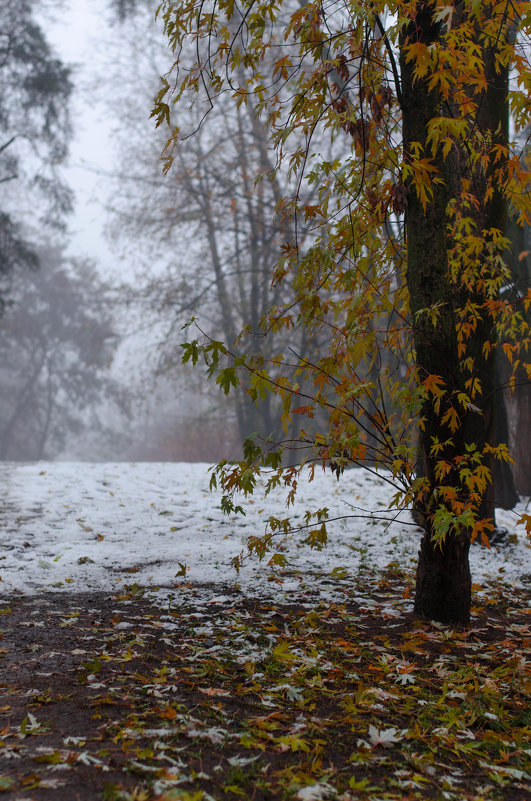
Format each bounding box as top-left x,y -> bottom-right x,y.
2,0 -> 249,462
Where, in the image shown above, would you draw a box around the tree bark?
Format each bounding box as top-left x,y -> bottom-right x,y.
400,4 -> 508,622
400,7 -> 470,623
505,207 -> 531,496
415,530 -> 471,623
511,372 -> 531,494
494,360 -> 519,509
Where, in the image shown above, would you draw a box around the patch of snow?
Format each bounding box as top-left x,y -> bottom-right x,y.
0,462 -> 528,602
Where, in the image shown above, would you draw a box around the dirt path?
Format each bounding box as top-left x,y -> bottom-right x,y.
1,577 -> 530,801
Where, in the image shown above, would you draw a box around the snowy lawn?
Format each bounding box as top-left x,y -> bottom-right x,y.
0,461 -> 529,602
0,462 -> 529,801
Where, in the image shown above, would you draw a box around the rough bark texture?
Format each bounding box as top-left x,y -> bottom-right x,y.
476,18 -> 513,518
414,531 -> 472,623
494,361 -> 519,509
400,4 -> 508,623
400,9 -> 472,623
511,371 -> 531,494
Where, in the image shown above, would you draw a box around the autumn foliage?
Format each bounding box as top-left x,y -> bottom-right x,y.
153,0 -> 531,622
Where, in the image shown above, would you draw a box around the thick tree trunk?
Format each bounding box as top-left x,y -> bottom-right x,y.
415,531 -> 471,623
400,9 -> 472,623
400,4 -> 508,623
511,370 -> 531,495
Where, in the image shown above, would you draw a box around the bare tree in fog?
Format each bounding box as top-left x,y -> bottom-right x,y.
101,4 -> 328,458
0,245 -> 122,460
0,0 -> 72,296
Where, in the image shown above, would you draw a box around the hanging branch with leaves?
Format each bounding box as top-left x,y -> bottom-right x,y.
153,0 -> 531,623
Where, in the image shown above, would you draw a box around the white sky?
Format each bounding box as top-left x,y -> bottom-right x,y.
40,0 -> 129,279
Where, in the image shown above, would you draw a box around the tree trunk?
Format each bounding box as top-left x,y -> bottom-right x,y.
511,369 -> 531,495
505,206 -> 531,496
414,531 -> 471,623
494,360 -> 519,509
400,8 -> 471,623
400,4 -> 508,623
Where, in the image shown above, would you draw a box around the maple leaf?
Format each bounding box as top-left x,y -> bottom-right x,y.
366,725 -> 406,748
296,783 -> 336,800
441,406 -> 460,433
434,4 -> 454,28
185,725 -> 228,744
276,734 -> 310,752
516,513 -> 531,538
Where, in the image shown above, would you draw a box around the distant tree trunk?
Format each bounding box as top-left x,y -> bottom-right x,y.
505,209 -> 531,496
510,367 -> 531,495
479,16 -> 515,517
400,5 -> 507,623
0,350 -> 46,459
36,368 -> 54,460
494,360 -> 519,509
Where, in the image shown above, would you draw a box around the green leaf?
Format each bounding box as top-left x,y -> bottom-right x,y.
268,553 -> 288,567
216,367 -> 239,395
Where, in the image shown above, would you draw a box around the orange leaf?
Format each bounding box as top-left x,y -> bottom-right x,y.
158,706 -> 177,720
441,406 -> 460,433
291,405 -> 314,416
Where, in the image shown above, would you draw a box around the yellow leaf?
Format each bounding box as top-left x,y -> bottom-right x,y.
441,406 -> 460,433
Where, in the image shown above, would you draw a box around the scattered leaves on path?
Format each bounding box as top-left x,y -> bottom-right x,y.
0,569 -> 529,801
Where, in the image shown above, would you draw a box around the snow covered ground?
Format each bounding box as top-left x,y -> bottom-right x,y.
0,462 -> 528,604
